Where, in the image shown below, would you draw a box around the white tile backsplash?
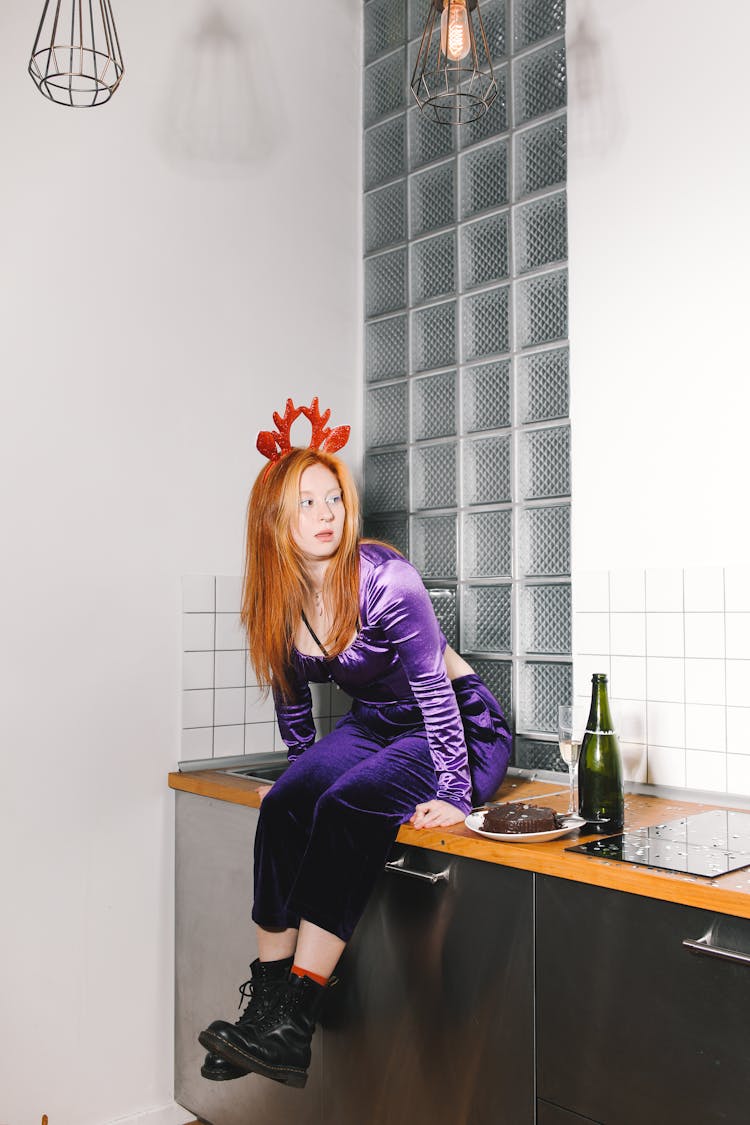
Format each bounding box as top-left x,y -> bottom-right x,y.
684,658 -> 725,707
685,748 -> 727,793
647,745 -> 686,787
180,575 -> 345,764
725,613 -> 750,660
645,568 -> 684,612
244,721 -> 277,753
331,687 -> 354,716
215,650 -> 247,689
213,724 -> 245,756
182,651 -> 214,691
214,687 -> 245,726
726,707 -> 750,755
215,613 -> 247,651
182,688 -> 214,729
610,655 -> 646,700
725,567 -> 750,612
575,563 -> 750,796
621,741 -> 647,783
685,704 -> 726,753
245,686 -> 277,724
180,726 -> 213,759
216,576 -> 243,613
684,613 -> 724,659
609,569 -> 645,612
726,660 -> 750,706
610,613 -> 646,657
182,612 -> 215,651
683,567 -> 724,612
310,682 -> 332,717
646,656 -> 684,703
727,754 -> 750,797
645,613 -> 684,658
573,612 -> 609,654
574,570 -> 609,612
646,701 -> 685,749
615,700 -> 647,743
573,654 -> 611,695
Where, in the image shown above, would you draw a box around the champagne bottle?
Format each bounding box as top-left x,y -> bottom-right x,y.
578,673 -> 624,833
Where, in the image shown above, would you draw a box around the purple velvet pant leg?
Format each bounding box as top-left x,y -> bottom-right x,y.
252,707 -> 438,942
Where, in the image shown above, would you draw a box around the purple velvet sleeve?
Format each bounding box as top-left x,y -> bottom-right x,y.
273,669 -> 316,762
366,558 -> 472,814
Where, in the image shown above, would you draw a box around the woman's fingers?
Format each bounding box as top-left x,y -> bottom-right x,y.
410,799 -> 464,828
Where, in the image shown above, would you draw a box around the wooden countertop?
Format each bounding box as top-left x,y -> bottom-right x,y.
168,769 -> 750,921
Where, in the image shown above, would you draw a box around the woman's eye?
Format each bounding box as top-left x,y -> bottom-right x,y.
299,498 -> 314,509
326,494 -> 342,507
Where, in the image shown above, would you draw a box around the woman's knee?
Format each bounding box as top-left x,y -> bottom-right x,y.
257,770 -> 308,826
313,775 -> 400,825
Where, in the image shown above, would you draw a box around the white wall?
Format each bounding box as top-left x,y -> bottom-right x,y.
0,2 -> 361,1123
567,0 -> 750,570
567,0 -> 750,794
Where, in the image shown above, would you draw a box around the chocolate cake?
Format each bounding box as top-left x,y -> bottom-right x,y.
481,803 -> 563,834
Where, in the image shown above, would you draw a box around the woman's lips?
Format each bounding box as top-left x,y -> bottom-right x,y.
315,531 -> 334,540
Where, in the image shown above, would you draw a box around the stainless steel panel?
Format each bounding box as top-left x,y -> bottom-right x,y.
174,792 -> 323,1125
322,845 -> 535,1125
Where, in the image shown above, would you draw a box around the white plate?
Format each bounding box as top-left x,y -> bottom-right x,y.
464,809 -> 587,843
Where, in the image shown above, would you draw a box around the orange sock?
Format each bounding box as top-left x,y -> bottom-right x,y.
291,964 -> 328,986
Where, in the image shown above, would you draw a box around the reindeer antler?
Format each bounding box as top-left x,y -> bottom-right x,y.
256,398 -> 306,463
256,397 -> 350,466
300,396 -> 351,455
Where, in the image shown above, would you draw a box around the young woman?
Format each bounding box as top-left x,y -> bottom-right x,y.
198,400 -> 512,1089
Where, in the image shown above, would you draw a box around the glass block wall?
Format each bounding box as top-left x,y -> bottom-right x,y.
362,0 -> 571,768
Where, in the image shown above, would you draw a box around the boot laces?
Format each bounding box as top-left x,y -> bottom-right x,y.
236,977 -> 258,1019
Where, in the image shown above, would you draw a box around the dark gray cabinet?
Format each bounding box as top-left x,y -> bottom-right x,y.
324,844 -> 535,1125
537,1101 -> 601,1125
536,875 -> 750,1125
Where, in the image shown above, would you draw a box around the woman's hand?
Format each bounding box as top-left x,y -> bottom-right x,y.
255,784 -> 273,802
410,799 -> 465,829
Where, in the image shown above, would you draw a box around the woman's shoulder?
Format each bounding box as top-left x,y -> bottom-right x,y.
358,540 -> 425,601
358,539 -> 413,575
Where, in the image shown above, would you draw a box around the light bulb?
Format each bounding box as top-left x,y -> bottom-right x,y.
440,0 -> 471,62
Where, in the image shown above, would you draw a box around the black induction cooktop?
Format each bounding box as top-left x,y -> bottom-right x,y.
566,809 -> 750,878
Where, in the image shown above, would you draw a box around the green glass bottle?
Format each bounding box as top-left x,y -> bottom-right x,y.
578,673 -> 624,833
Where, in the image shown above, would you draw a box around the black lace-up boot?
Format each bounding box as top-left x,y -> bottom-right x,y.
200,955 -> 293,1081
199,971 -> 328,1088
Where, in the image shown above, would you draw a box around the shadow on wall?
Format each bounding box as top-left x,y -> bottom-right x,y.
567,0 -> 623,158
159,3 -> 280,170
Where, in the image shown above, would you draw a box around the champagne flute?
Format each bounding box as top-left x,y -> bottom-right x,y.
557,705 -> 581,818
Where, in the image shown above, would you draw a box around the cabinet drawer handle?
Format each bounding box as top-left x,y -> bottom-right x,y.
384,857 -> 450,884
682,937 -> 750,967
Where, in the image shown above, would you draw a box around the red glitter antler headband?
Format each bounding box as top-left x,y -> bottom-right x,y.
256,397 -> 350,469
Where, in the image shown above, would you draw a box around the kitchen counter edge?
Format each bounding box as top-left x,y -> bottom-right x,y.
168,769 -> 750,920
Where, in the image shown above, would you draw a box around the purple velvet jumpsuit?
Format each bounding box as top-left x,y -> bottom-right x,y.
251,542 -> 512,943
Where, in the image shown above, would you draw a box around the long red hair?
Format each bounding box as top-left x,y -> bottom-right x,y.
241,448 -> 362,700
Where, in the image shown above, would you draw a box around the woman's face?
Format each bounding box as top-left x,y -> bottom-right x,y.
291,462 -> 346,563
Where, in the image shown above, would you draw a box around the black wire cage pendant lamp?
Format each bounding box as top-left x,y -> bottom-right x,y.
28,0 -> 125,107
411,0 -> 497,126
